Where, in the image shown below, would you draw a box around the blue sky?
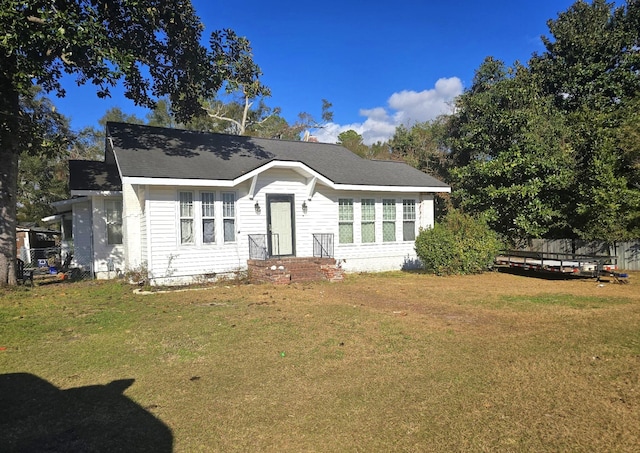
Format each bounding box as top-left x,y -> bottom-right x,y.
54,0 -> 589,144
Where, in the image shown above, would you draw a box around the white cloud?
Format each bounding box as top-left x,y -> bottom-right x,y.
314,77 -> 463,145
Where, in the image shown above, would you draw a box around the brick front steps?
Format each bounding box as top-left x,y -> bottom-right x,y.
247,257 -> 344,284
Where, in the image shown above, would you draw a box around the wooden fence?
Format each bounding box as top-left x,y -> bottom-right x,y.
514,239 -> 640,271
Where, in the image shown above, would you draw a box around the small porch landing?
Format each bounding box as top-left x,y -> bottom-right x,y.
247,257 -> 344,285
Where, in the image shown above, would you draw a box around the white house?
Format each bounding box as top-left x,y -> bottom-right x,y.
50,122 -> 450,285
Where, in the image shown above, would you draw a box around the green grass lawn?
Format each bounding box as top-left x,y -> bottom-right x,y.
1,271 -> 639,452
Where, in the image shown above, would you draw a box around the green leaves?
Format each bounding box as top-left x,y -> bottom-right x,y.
533,0 -> 639,113
444,1 -> 640,243
388,119 -> 449,182
447,59 -> 574,241
209,29 -> 270,101
337,130 -> 369,157
415,210 -> 503,275
529,0 -> 640,240
0,0 -> 222,283
1,0 -> 221,121
16,87 -> 73,224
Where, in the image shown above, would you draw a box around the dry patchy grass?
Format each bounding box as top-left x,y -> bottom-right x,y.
1,270 -> 639,452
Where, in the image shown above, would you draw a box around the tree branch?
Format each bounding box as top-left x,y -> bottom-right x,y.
204,107 -> 242,132
60,52 -> 76,66
27,16 -> 46,25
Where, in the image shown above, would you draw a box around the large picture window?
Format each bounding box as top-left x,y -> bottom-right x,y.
361,199 -> 375,243
105,199 -> 123,245
179,192 -> 194,244
201,192 -> 216,243
338,199 -> 354,244
403,200 -> 416,241
222,192 -> 236,242
383,199 -> 396,242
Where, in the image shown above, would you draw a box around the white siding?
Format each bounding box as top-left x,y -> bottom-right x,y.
139,168 -> 438,284
249,168 -> 327,259
144,169 -> 334,284
419,194 -> 435,229
92,196 -> 125,279
146,186 -> 249,285
122,183 -> 144,271
72,200 -> 93,272
326,191 -> 423,272
140,186 -> 148,271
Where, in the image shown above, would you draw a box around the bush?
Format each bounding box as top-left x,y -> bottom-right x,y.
415,210 -> 503,275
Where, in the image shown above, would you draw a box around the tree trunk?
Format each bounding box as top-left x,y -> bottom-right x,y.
0,69 -> 20,285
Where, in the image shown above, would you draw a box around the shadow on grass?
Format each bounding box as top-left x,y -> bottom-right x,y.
0,373 -> 172,452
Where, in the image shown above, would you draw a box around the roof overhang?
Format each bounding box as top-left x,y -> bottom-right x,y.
69,190 -> 122,197
41,214 -> 65,224
329,184 -> 451,193
50,197 -> 90,213
121,160 -> 451,193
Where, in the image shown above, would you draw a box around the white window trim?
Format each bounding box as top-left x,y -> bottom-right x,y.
360,198 -> 376,244
222,191 -> 237,243
177,190 -> 241,246
338,198 -> 354,244
402,199 -> 417,242
382,199 -> 397,243
201,191 -> 216,245
105,198 -> 123,245
178,191 -> 195,245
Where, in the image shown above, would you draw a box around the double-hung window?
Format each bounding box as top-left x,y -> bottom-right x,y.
403,200 -> 416,241
202,192 -> 215,243
105,200 -> 123,245
338,199 -> 354,244
382,199 -> 396,242
179,192 -> 194,244
222,192 -> 236,243
361,199 -> 375,243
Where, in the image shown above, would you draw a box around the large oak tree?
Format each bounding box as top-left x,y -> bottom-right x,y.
442,0 -> 639,243
1,0 -> 223,284
529,0 -> 640,240
446,59 -> 574,241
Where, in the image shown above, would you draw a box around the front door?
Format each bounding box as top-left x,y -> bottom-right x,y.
267,194 -> 295,257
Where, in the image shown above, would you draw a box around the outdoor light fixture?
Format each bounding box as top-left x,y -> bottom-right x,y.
254,201 -> 261,214
302,201 -> 308,214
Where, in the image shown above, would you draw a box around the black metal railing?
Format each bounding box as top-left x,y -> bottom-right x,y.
313,233 -> 334,258
250,233 -> 333,260
248,234 -> 268,260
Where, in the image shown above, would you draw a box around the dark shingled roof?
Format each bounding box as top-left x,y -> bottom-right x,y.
69,160 -> 122,191
104,122 -> 449,188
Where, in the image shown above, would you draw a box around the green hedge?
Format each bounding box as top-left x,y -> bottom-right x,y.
415,210 -> 503,275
